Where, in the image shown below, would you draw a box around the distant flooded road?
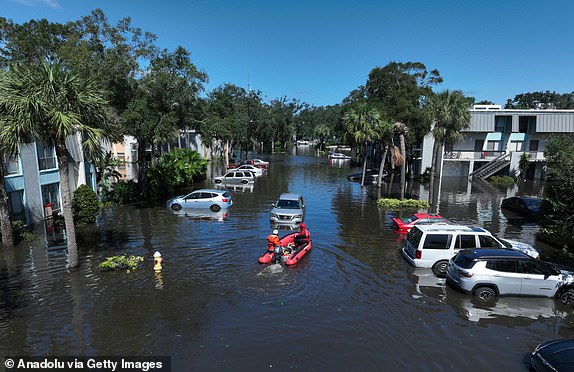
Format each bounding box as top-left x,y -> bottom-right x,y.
1,147 -> 572,371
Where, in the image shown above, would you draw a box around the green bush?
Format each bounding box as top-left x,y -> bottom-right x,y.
489,175 -> 515,186
11,220 -> 36,243
101,180 -> 140,204
99,255 -> 144,272
418,167 -> 432,183
72,185 -> 100,225
148,148 -> 208,195
377,198 -> 430,210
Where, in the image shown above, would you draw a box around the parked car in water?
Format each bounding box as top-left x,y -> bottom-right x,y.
402,224 -> 540,276
328,152 -> 351,160
213,171 -> 256,184
227,164 -> 264,177
501,196 -> 547,219
530,338 -> 574,372
347,169 -> 388,184
446,248 -> 574,304
166,189 -> 233,212
392,213 -> 450,234
227,158 -> 269,169
270,193 -> 306,225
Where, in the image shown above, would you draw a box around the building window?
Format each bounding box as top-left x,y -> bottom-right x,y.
494,116 -> 511,133
8,190 -> 25,222
529,140 -> 539,152
519,116 -> 536,133
5,154 -> 20,175
41,183 -> 60,213
37,142 -> 57,171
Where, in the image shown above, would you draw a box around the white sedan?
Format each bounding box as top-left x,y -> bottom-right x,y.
250,159 -> 269,168
227,164 -> 264,176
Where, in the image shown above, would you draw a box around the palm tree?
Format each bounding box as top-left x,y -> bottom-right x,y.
393,122 -> 408,199
0,154 -> 14,249
0,62 -> 109,267
425,90 -> 471,211
343,103 -> 382,186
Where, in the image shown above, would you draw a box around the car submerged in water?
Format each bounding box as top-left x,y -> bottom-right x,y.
446,248 -> 574,304
392,213 -> 450,234
166,189 -> 233,212
347,169 -> 388,184
269,193 -> 306,225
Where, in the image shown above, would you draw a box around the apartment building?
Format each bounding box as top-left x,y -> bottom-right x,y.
421,105 -> 574,180
3,135 -> 96,226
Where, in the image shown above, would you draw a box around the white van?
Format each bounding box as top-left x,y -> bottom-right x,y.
402,224 -> 539,276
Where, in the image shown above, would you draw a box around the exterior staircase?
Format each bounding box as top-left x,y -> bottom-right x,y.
469,153 -> 511,180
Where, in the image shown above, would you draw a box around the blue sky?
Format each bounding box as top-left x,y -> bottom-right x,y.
3,0 -> 574,107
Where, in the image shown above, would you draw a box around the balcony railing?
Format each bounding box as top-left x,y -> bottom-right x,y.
443,150 -> 544,161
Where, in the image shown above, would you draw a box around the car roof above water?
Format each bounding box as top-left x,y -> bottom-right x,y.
277,193 -> 302,200
412,224 -> 488,233
193,188 -> 229,194
457,248 -> 529,260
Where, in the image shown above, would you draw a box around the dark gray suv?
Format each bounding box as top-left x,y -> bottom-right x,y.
446,248 -> 574,304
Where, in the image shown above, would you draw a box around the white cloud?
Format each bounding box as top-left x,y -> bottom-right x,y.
11,0 -> 61,9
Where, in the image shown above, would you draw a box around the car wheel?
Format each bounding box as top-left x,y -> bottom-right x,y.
214,179 -> 222,184
558,288 -> 574,305
241,179 -> 248,184
210,205 -> 221,212
473,286 -> 497,303
431,260 -> 449,277
171,204 -> 182,211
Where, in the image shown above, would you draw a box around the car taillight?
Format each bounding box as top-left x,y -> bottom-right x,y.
457,269 -> 473,278
415,250 -> 422,259
222,198 -> 229,202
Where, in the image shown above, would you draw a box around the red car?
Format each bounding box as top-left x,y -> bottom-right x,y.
227,159 -> 269,169
392,213 -> 449,234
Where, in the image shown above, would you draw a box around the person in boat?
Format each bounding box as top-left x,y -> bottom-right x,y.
294,223 -> 310,246
267,229 -> 281,252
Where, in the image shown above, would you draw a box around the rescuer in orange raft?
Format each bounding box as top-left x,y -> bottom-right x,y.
267,229 -> 281,252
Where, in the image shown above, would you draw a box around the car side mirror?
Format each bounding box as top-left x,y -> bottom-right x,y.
271,204 -> 275,208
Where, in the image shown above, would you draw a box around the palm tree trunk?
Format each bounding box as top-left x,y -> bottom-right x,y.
361,143 -> 368,186
429,139 -> 439,205
400,134 -> 406,200
224,140 -> 229,164
0,156 -> 14,249
377,145 -> 389,188
137,138 -> 149,199
56,143 -> 79,268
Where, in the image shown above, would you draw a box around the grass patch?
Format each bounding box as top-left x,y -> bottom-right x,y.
99,255 -> 144,272
377,198 -> 430,210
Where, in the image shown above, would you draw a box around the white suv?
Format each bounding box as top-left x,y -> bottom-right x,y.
446,248 -> 574,304
269,193 -> 305,225
402,224 -> 539,276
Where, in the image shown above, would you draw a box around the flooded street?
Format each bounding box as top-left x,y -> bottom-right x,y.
1,148 -> 573,371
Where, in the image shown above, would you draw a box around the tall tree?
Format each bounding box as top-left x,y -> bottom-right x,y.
393,122 -> 408,198
0,70 -> 14,249
365,61 -> 442,192
0,62 -> 110,267
505,91 -> 574,109
0,151 -> 14,249
343,103 -> 383,186
122,46 -> 207,199
424,90 -> 471,211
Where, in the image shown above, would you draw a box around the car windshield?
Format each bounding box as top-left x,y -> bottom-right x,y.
277,199 -> 300,209
404,215 -> 418,223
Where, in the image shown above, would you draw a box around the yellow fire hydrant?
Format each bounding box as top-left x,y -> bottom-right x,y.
153,251 -> 163,271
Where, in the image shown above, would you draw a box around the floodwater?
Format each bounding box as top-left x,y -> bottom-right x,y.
1,147 -> 573,371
